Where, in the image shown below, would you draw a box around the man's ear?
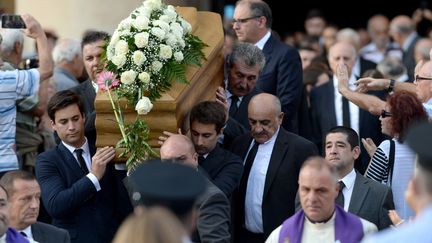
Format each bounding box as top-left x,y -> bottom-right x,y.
352,146 -> 361,160
50,120 -> 56,131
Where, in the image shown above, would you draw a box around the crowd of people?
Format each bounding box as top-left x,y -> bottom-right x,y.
1,0 -> 432,242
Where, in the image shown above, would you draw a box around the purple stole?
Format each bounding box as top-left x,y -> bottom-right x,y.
6,228 -> 29,243
278,205 -> 364,243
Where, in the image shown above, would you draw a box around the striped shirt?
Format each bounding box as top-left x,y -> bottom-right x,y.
366,139 -> 416,220
0,69 -> 39,172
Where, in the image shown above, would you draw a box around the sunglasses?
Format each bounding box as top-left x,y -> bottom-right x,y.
380,110 -> 392,118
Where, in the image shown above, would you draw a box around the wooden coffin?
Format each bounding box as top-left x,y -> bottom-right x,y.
95,7 -> 224,161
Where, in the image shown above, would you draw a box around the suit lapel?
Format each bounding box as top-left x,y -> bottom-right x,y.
31,223 -> 43,243
263,128 -> 289,199
58,143 -> 87,178
348,173 -> 370,214
327,79 -> 337,127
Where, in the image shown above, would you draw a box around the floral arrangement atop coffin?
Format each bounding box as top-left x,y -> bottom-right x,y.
97,0 -> 207,171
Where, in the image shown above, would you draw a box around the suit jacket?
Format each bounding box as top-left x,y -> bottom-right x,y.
309,79 -> 386,174
71,80 -> 97,147
229,128 -> 318,239
192,179 -> 231,243
258,34 -> 303,134
35,142 -> 132,243
224,88 -> 261,148
294,172 -> 394,230
349,173 -> 394,230
32,221 -> 70,243
199,145 -> 243,198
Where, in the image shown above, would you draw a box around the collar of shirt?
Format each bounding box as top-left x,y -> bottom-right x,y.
403,32 -> 418,51
91,80 -> 99,93
21,225 -> 33,240
340,168 -> 356,191
0,234 -> 5,243
254,31 -> 271,50
62,137 -> 90,158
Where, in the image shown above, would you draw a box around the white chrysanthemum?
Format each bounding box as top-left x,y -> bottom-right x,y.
135,97 -> 153,115
178,38 -> 186,48
180,18 -> 192,33
151,61 -> 163,72
110,30 -> 120,46
133,50 -> 146,66
112,54 -> 126,68
138,72 -> 150,83
159,15 -> 171,23
164,5 -> 177,19
151,27 -> 165,40
170,22 -> 183,37
174,51 -> 184,62
133,16 -> 149,30
134,32 -> 149,48
159,44 -> 172,59
115,40 -> 129,56
106,45 -> 115,60
121,70 -> 137,85
166,35 -> 178,47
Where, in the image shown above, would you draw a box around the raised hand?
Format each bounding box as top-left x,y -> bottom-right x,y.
158,129 -> 182,145
336,63 -> 350,93
215,86 -> 229,121
361,138 -> 377,157
355,78 -> 389,93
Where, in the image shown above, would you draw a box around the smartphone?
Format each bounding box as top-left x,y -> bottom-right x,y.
1,14 -> 26,29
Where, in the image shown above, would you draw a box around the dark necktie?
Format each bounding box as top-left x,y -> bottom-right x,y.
20,231 -> 27,237
75,149 -> 89,174
239,141 -> 259,198
335,181 -> 345,207
229,96 -> 239,117
198,155 -> 205,165
342,96 -> 351,127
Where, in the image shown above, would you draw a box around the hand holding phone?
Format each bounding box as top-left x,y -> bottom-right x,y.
1,14 -> 26,29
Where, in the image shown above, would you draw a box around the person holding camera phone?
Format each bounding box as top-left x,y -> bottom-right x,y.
0,14 -> 53,177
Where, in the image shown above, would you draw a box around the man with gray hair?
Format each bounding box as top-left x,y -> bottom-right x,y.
216,42 -> 265,147
52,38 -> 84,92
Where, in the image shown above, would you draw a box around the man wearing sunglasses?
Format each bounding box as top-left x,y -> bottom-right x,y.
355,59 -> 432,117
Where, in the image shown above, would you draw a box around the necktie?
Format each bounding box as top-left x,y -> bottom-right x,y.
335,181 -> 345,207
198,155 -> 205,165
229,96 -> 239,117
342,96 -> 351,127
239,141 -> 259,197
75,149 -> 89,174
20,231 -> 27,238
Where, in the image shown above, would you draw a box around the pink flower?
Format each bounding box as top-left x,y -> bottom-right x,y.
96,71 -> 120,91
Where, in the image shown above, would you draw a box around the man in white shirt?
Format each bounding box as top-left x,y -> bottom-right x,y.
324,126 -> 394,230
266,156 -> 377,243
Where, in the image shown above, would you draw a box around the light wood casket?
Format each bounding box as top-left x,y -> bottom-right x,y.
95,7 -> 224,161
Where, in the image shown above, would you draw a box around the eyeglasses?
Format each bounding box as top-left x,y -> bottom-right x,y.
232,16 -> 261,25
415,75 -> 432,83
380,110 -> 392,118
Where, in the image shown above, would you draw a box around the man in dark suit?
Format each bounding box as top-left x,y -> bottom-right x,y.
70,30 -> 109,147
229,93 -> 318,242
188,101 -> 243,198
310,41 -> 385,174
159,134 -> 231,243
216,42 -> 265,148
0,170 -> 70,243
232,0 -> 303,134
36,90 -> 132,243
324,126 -> 394,230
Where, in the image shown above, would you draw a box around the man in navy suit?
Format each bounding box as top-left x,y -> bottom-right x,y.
232,0 -> 303,134
229,93 -> 317,242
36,90 -> 132,243
0,170 -> 70,243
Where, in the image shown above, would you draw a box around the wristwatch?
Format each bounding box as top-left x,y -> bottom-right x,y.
387,79 -> 395,94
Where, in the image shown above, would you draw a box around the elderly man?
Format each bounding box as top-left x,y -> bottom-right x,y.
266,157 -> 377,243
0,170 -> 69,242
0,14 -> 53,176
160,134 -> 231,243
229,93 -> 317,242
0,184 -> 28,242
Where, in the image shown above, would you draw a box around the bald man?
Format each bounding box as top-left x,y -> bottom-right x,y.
160,134 -> 231,243
229,93 -> 318,242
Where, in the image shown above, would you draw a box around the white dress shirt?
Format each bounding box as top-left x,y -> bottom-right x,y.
333,76 -> 360,134
62,138 -> 101,191
21,225 -> 34,241
254,31 -> 271,50
244,128 -> 279,233
339,169 -> 357,211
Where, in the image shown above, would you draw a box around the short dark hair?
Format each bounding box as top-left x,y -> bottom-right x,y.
0,170 -> 36,196
189,101 -> 226,133
47,90 -> 84,122
81,30 -> 109,49
325,126 -> 360,150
